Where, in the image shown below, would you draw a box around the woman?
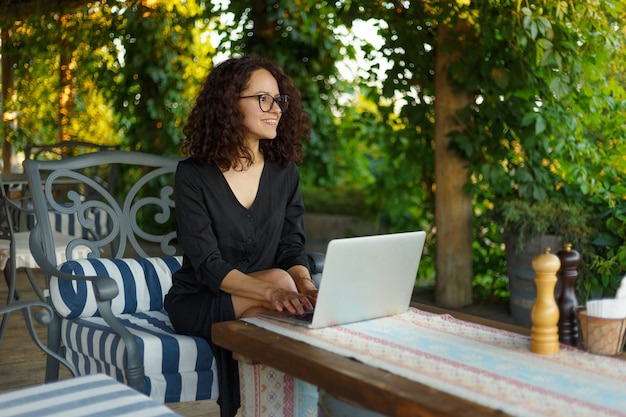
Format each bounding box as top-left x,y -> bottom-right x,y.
164,55 -> 317,417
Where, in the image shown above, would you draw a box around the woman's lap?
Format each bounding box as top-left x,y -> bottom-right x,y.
164,291 -> 235,340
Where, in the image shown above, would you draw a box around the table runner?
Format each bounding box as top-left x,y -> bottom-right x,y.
244,307 -> 626,417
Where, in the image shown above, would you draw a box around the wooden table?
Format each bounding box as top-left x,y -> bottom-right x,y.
214,303 -> 626,417
213,303 -> 531,417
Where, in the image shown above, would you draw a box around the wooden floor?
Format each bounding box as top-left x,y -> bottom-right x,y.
0,269 -> 220,417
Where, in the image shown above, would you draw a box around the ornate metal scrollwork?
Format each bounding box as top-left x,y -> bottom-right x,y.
42,163 -> 178,260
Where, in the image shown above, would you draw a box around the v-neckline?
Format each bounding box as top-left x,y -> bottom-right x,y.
221,162 -> 266,210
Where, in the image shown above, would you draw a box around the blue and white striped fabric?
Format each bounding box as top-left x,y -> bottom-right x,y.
26,206 -> 110,239
0,374 -> 183,417
52,257 -> 181,319
48,209 -> 109,239
50,257 -> 219,403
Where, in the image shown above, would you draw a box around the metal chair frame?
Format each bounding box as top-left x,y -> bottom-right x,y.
25,151 -> 182,389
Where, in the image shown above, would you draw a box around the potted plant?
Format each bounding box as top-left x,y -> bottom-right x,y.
496,198 -> 595,325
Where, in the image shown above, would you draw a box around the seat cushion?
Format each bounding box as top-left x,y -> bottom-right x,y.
53,256 -> 218,403
61,309 -> 219,403
0,231 -> 91,271
52,257 -> 181,319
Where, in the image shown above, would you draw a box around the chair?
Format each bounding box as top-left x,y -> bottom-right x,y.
24,150 -> 326,404
1,140 -> 118,301
23,140 -> 120,219
0,300 -> 77,377
0,175 -> 90,345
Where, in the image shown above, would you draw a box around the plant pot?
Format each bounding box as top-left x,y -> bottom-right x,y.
506,234 -> 563,326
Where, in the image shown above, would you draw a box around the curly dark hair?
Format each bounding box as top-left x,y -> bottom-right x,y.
182,55 -> 311,170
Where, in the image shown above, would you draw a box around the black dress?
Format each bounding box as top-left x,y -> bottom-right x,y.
164,157 -> 309,417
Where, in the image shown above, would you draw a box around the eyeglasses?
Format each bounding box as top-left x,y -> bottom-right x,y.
239,94 -> 289,112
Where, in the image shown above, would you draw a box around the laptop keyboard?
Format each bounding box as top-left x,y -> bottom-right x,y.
292,311 -> 314,323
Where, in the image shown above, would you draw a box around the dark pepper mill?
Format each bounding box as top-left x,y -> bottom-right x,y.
556,243 -> 581,346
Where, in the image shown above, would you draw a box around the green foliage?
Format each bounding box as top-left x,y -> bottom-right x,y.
471,215 -> 509,302
2,0 -> 213,157
103,0 -> 214,154
3,11 -> 120,150
580,195 -> 626,300
454,1 -> 625,207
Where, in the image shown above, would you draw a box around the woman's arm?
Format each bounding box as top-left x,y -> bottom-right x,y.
288,264 -> 317,291
220,268 -> 313,314
175,161 -> 235,293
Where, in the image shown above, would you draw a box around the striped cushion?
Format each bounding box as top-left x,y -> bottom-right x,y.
52,256 -> 219,403
61,310 -> 218,403
0,374 -> 183,417
52,257 -> 181,319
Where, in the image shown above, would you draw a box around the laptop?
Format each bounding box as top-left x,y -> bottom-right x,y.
257,231 -> 426,329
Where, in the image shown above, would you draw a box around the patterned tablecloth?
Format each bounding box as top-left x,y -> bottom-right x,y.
244,307 -> 626,417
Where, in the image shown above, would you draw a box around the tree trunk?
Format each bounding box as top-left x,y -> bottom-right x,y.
434,22 -> 473,308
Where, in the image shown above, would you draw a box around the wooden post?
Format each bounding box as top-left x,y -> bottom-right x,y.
434,21 -> 473,308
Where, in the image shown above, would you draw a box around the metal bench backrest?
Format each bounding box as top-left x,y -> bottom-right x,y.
24,151 -> 184,269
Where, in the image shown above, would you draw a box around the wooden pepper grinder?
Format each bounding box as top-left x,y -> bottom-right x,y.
530,247 -> 561,355
556,243 -> 581,346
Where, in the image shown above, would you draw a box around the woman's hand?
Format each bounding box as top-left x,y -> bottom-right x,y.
269,288 -> 314,314
305,289 -> 318,307
295,278 -> 318,307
